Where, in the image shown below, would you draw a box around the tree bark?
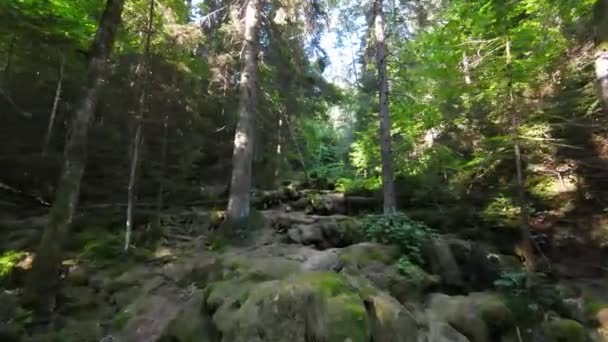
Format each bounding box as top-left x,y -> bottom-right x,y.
155,113 -> 169,229
2,34 -> 16,87
23,0 -> 125,316
42,55 -> 65,155
125,0 -> 155,252
125,124 -> 142,251
373,0 -> 397,214
224,0 -> 262,232
595,0 -> 608,111
506,36 -> 536,272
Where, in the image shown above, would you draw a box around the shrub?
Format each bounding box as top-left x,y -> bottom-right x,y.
358,213 -> 433,263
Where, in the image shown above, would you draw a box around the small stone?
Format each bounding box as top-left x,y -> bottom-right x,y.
597,308 -> 608,329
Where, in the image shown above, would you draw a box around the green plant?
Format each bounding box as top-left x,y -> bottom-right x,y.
0,251 -> 26,287
494,271 -> 527,295
358,213 -> 433,263
79,234 -> 124,263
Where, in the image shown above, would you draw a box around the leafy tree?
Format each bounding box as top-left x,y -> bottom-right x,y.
22,0 -> 126,316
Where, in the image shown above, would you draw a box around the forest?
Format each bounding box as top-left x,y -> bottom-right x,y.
1,0 -> 608,341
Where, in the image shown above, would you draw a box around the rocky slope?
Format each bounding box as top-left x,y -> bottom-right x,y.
1,197 -> 608,341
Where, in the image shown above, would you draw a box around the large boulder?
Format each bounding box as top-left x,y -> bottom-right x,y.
205,272 -> 372,342
201,250 -> 420,342
286,217 -> 361,249
119,294 -> 203,342
541,318 -> 589,342
340,243 -> 437,302
426,235 -> 522,291
427,292 -> 514,342
365,291 -> 419,342
427,322 -> 471,342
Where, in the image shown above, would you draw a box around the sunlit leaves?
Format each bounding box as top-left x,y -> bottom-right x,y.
0,0 -> 100,47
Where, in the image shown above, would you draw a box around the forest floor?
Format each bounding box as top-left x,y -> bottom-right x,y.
1,190 -> 608,341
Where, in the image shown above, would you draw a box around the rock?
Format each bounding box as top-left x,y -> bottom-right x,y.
598,308 -> 608,330
291,197 -> 309,210
301,248 -> 341,271
428,322 -> 471,342
339,242 -> 400,267
299,224 -> 324,245
203,269 -> 420,342
427,292 -> 514,342
207,272 -> 364,342
469,292 -> 514,333
119,293 -> 204,342
541,318 -> 589,342
340,243 -> 436,302
366,292 -> 419,342
161,294 -> 212,342
426,235 -> 522,291
65,263 -> 90,286
0,291 -> 18,321
286,218 -> 361,249
428,293 -> 488,342
60,286 -> 100,315
427,236 -> 465,289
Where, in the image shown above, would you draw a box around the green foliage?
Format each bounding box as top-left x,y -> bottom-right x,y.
358,213 -> 433,263
495,271 -> 567,322
110,309 -> 132,330
494,271 -> 528,295
335,177 -> 381,195
482,194 -> 521,228
395,256 -> 428,281
79,233 -> 124,263
0,251 -> 25,286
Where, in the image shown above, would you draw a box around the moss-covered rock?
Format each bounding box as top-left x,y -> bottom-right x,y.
428,292 -> 514,342
208,273 -> 330,342
340,243 -> 436,302
366,292 -> 419,342
470,292 -> 514,334
204,270 -> 419,342
542,318 -> 589,342
160,295 -> 214,342
425,235 -> 522,291
339,242 -> 399,267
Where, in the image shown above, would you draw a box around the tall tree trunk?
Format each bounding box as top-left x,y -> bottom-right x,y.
373,0 -> 396,214
274,112 -> 283,182
155,113 -> 169,229
42,55 -> 65,156
224,0 -> 261,232
125,0 -> 155,252
23,0 -> 125,316
2,34 -> 16,87
595,0 -> 608,111
125,124 -> 142,251
506,36 -> 536,272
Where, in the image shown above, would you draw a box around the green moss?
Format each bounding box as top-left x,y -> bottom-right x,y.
222,256 -> 298,282
542,319 -> 589,342
327,294 -> 370,342
582,295 -> 608,318
482,195 -> 520,228
207,279 -> 253,305
339,243 -> 398,267
476,295 -> 514,331
289,272 -> 351,297
0,250 -> 25,286
334,220 -> 365,244
78,233 -> 123,262
110,309 -> 132,330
